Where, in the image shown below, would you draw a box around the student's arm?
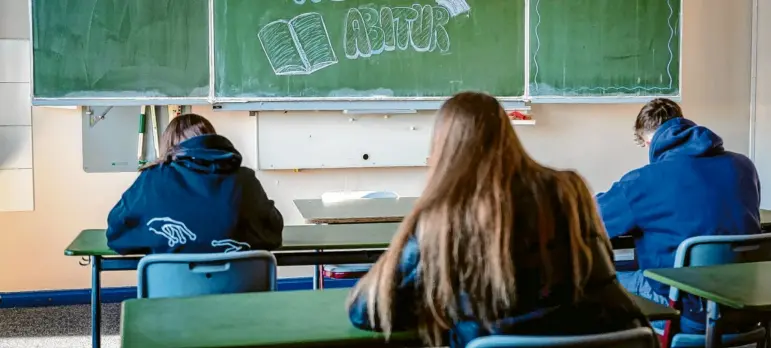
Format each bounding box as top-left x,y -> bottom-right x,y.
348,236 -> 420,332
596,181 -> 637,239
106,172 -> 150,255
238,168 -> 284,250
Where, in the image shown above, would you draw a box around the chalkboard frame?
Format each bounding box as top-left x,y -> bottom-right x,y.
28,0 -> 212,107
28,0 -> 682,109
526,0 -> 683,104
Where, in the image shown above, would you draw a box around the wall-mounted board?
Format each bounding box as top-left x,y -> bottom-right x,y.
32,0 -> 209,102
529,0 -> 681,98
214,0 -> 525,99
257,112 -> 433,170
31,0 -> 682,107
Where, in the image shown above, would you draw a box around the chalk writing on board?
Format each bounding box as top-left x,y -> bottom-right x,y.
258,12 -> 338,75
435,0 -> 470,17
344,5 -> 452,60
293,0 -> 345,4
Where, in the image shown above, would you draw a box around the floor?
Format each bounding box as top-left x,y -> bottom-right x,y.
0,303 -> 761,348
0,303 -> 120,348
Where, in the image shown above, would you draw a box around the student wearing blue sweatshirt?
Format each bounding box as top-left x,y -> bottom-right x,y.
597,98 -> 761,333
106,114 -> 283,254
347,92 -> 655,348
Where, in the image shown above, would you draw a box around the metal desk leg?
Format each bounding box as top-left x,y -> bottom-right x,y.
91,256 -> 102,348
312,265 -> 319,290
313,249 -> 325,290
706,300 -> 723,348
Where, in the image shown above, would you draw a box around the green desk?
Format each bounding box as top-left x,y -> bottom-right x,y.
645,262 -> 771,348
66,223 -> 400,257
292,197 -> 417,290
68,225 -> 636,348
66,224 -> 399,348
293,197 -> 417,224
762,210 -> 771,231
121,289 -> 679,348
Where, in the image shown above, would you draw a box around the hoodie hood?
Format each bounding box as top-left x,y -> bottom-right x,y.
649,118 -> 724,163
173,134 -> 242,173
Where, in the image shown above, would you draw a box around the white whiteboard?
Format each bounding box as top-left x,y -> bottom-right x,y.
257,112 -> 434,170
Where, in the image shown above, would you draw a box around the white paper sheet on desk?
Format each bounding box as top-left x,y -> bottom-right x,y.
321,191 -> 399,203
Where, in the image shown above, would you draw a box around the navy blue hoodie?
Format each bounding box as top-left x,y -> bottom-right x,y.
106,134 -> 283,254
597,118 -> 760,322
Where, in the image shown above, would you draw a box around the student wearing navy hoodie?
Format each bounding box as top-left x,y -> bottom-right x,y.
347,93 -> 655,348
106,114 -> 283,254
597,98 -> 761,333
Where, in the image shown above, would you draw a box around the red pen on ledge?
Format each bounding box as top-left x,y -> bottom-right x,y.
508,110 -> 532,121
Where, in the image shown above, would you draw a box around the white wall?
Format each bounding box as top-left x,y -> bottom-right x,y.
753,0 -> 771,208
0,0 -> 757,291
0,0 -> 33,212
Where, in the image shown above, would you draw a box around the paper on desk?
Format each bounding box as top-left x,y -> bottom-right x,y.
321,191 -> 399,203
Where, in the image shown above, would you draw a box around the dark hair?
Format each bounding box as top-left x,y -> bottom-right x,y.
633,98 -> 683,146
140,113 -> 216,171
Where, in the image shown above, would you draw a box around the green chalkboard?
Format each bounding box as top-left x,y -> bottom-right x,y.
214,0 -> 525,99
31,0 -> 209,99
529,0 -> 680,97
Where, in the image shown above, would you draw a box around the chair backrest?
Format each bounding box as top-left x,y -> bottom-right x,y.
137,250 -> 277,299
669,233 -> 771,300
465,328 -> 656,348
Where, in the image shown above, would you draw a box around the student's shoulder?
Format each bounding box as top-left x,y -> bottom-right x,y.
725,151 -> 757,171
617,167 -> 647,183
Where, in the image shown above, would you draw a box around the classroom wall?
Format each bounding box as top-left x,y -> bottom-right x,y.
0,0 -> 33,213
0,0 -> 757,292
753,0 -> 771,208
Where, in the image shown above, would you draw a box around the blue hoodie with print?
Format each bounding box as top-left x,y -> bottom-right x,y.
106,134 -> 283,254
597,118 -> 760,322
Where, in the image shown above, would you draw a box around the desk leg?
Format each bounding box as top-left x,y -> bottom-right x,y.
312,266 -> 319,290
318,249 -> 325,290
706,300 -> 722,348
91,256 -> 102,348
313,249 -> 325,290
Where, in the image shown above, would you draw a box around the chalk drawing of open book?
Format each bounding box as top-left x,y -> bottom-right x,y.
258,12 -> 339,75
435,0 -> 470,17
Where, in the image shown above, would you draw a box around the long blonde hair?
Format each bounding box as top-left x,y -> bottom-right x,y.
140,113 -> 216,171
347,92 -> 601,345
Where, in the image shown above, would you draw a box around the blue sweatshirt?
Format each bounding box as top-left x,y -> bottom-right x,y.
597,118 -> 760,321
106,134 -> 284,254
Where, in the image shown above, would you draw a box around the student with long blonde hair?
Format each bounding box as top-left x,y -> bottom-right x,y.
347,92 -> 655,347
107,114 -> 283,254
